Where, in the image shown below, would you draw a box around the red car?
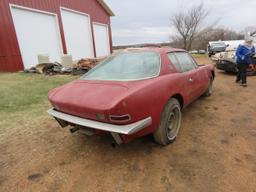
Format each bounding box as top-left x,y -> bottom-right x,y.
48,48 -> 215,145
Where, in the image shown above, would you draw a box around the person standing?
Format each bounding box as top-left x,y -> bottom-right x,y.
235,36 -> 255,87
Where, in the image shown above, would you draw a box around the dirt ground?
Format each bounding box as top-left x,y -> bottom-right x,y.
0,57 -> 256,192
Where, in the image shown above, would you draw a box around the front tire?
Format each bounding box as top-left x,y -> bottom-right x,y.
153,98 -> 182,146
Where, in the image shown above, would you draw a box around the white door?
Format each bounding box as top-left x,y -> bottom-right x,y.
61,8 -> 94,60
93,23 -> 110,57
11,6 -> 62,69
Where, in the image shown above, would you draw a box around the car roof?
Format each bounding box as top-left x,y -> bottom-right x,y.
123,47 -> 186,54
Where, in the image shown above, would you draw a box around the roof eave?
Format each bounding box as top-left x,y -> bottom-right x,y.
97,0 -> 115,16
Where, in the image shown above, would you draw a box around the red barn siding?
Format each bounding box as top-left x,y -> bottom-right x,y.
0,0 -> 112,72
0,0 -> 24,71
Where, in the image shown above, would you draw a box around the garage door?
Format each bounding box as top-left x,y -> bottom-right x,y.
11,6 -> 62,69
61,8 -> 94,60
93,23 -> 110,57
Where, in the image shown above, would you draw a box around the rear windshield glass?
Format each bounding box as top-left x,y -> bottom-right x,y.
211,42 -> 226,47
82,52 -> 160,81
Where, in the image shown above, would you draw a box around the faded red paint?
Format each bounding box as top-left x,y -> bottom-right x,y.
48,48 -> 216,144
0,0 -> 113,72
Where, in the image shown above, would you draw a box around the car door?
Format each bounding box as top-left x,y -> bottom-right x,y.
189,56 -> 210,93
167,52 -> 202,103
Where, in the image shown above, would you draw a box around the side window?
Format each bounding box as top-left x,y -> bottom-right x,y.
167,53 -> 183,72
189,55 -> 199,68
175,52 -> 198,72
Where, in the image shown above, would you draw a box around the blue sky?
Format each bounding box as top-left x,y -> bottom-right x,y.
104,0 -> 256,46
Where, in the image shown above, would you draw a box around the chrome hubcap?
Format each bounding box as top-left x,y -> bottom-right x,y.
167,107 -> 181,140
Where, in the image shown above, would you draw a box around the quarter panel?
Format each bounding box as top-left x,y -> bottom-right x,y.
118,74 -> 190,142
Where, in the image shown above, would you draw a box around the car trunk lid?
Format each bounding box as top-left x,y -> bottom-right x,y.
48,80 -> 129,122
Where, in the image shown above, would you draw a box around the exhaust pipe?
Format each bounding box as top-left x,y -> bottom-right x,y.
70,127 -> 80,133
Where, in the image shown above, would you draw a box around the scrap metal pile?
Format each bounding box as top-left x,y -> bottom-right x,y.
24,57 -> 106,76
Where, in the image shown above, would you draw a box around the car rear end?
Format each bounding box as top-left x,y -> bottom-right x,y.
48,80 -> 153,144
47,50 -> 162,144
208,42 -> 227,56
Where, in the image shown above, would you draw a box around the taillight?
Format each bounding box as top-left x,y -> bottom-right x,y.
109,114 -> 131,123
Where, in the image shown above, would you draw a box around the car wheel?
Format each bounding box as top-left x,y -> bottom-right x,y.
203,77 -> 213,97
153,98 -> 182,146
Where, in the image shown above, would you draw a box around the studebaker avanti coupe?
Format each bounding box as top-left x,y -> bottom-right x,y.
48,48 -> 215,145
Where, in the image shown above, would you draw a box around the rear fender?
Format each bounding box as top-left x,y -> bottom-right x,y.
119,75 -> 186,141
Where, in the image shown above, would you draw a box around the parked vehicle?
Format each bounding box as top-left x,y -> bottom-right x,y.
216,57 -> 256,76
198,50 -> 206,54
189,50 -> 198,54
47,48 -> 215,145
208,41 -> 228,57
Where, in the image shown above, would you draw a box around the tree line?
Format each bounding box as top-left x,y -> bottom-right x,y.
170,3 -> 256,51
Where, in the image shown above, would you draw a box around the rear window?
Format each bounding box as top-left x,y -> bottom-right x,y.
211,42 -> 226,47
82,52 -> 160,81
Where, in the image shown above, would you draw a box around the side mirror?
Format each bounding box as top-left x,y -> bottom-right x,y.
226,44 -> 229,47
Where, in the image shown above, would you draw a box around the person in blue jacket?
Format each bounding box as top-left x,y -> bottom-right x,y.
235,36 -> 255,87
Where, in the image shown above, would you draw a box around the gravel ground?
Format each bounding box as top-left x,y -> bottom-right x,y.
0,57 -> 256,192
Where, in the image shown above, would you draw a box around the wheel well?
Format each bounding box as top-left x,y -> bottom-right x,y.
172,94 -> 184,109
211,70 -> 215,79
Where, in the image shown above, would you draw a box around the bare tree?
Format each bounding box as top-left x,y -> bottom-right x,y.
244,26 -> 256,36
170,4 -> 209,50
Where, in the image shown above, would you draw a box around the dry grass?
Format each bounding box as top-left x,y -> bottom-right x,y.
0,73 -> 77,142
0,73 -> 77,113
1,57 -> 255,192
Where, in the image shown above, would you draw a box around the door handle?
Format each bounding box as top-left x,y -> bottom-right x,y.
188,77 -> 193,83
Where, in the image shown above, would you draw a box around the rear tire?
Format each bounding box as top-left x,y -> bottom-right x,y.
203,77 -> 213,97
153,98 -> 182,146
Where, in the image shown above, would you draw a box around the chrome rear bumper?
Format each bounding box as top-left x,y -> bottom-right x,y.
47,108 -> 152,143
